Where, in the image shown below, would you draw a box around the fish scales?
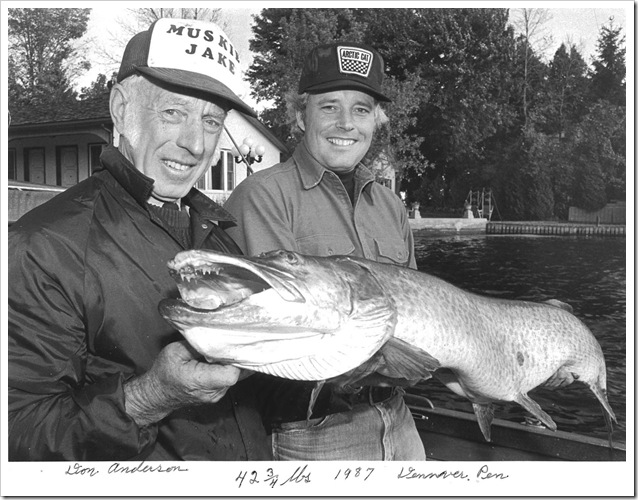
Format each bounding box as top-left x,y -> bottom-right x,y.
369,265 -> 596,399
159,249 -> 617,443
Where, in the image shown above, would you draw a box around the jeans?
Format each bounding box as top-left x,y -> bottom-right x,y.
271,391 -> 426,461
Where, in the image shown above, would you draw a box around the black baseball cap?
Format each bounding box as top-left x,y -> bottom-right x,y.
298,42 -> 391,102
117,18 -> 256,117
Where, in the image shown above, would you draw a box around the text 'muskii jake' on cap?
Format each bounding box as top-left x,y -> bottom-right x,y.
117,18 -> 256,117
298,42 -> 391,102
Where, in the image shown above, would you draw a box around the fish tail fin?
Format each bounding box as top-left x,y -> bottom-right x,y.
590,381 -> 617,424
589,381 -> 617,449
472,403 -> 494,442
515,393 -> 557,431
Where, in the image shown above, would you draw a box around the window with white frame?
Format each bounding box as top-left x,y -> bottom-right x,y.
196,150 -> 235,191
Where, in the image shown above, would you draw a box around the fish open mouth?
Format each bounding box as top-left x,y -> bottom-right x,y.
157,249 -> 399,382
165,250 -> 305,312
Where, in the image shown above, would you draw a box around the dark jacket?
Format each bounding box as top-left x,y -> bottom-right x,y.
8,146 -> 271,461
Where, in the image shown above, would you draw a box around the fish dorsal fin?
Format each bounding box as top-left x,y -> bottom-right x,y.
327,337 -> 440,389
544,298 -> 573,313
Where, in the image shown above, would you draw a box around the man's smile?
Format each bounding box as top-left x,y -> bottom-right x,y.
327,138 -> 357,146
163,160 -> 194,172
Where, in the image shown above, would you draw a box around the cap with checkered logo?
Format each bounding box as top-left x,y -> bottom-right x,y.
298,42 -> 391,102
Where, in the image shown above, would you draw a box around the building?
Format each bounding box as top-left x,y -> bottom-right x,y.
8,89 -> 289,217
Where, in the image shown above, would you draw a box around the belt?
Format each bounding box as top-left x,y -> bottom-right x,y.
350,386 -> 396,405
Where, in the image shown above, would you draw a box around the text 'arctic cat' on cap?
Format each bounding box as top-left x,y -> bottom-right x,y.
298,42 -> 391,102
117,18 -> 256,117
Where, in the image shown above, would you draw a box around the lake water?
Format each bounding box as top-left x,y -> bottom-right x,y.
407,232 -> 627,444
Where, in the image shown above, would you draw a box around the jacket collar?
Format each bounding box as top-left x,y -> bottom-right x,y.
98,145 -> 235,222
292,140 -> 376,191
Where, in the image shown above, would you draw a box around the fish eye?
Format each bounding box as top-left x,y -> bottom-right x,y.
284,252 -> 297,264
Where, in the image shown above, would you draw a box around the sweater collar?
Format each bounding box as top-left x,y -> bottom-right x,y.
98,145 -> 235,222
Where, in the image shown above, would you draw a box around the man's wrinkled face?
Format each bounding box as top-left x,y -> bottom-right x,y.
297,90 -> 376,174
120,82 -> 226,202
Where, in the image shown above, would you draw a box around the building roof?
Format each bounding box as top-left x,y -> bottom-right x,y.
9,90 -> 289,154
9,92 -> 112,127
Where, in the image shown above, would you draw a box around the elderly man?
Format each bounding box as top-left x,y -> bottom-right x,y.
223,42 -> 425,460
8,18 -> 271,461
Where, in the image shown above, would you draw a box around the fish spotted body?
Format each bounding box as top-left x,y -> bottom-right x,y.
159,249 -> 616,442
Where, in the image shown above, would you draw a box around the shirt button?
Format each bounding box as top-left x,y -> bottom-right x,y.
201,224 -> 208,229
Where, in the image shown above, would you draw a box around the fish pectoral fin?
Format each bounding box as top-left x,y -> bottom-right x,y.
514,393 -> 557,431
542,366 -> 576,389
371,337 -> 440,379
472,403 -> 494,442
326,337 -> 440,388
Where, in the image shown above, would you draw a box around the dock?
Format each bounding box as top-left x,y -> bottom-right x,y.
486,221 -> 625,237
409,218 -> 487,233
409,218 -> 625,237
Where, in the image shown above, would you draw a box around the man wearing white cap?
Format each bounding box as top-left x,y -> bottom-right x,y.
8,19 -> 271,460
224,42 -> 425,460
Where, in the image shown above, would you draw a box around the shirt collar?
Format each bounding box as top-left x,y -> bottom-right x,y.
292,141 -> 376,190
98,145 -> 235,222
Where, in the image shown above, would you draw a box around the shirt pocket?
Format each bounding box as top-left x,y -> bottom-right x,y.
373,238 -> 410,266
295,234 -> 355,257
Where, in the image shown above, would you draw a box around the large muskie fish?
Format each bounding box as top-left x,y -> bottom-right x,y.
159,249 -> 616,442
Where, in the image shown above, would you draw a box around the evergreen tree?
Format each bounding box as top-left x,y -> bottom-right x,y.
8,8 -> 91,108
590,19 -> 626,106
540,43 -> 589,138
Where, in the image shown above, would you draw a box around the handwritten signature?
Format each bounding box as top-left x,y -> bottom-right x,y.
398,465 -> 509,481
64,462 -> 188,477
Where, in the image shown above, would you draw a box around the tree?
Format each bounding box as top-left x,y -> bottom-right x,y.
510,8 -> 553,130
540,43 -> 589,138
570,102 -> 626,208
89,8 -> 226,73
404,9 -> 520,207
78,72 -> 115,101
8,8 -> 91,107
589,19 -> 626,106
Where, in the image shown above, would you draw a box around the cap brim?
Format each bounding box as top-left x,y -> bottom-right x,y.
304,79 -> 392,102
137,67 -> 257,117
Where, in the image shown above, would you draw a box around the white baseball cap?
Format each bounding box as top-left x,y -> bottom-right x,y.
117,18 -> 256,117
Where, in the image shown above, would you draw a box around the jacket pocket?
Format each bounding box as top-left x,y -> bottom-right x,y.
373,238 -> 409,265
296,234 -> 355,257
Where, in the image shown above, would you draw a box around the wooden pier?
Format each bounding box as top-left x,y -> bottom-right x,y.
487,221 -> 625,237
